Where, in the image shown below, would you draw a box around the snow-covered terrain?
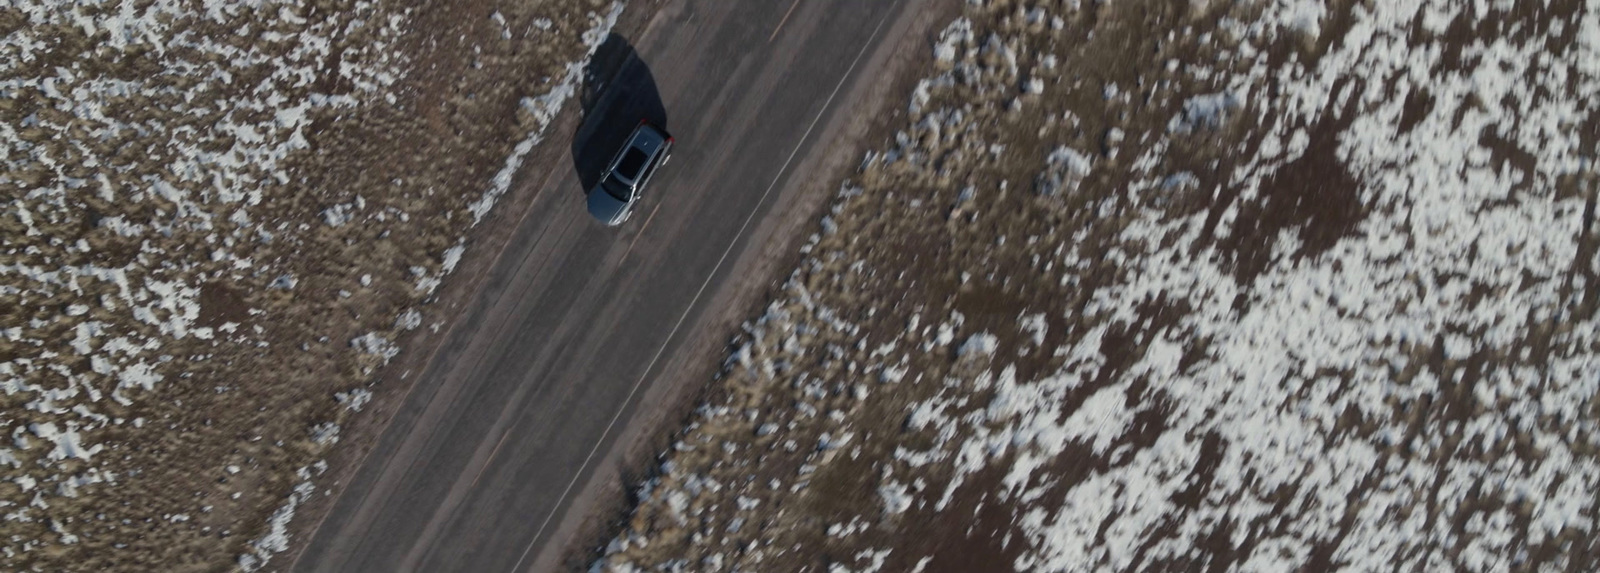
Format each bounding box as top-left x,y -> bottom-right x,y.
594,0 -> 1599,571
0,0 -> 619,569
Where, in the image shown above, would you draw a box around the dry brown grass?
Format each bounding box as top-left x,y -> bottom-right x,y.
0,0 -> 612,569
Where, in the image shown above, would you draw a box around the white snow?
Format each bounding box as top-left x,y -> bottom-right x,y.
1276,0 -> 1327,40
956,332 -> 998,358
394,308 -> 423,331
901,2 -> 1600,571
1019,313 -> 1047,347
349,332 -> 399,365
1168,91 -> 1242,133
933,18 -> 974,68
28,422 -> 101,463
466,2 -> 625,225
237,466 -> 318,571
878,480 -> 914,515
1035,146 -> 1093,196
309,422 -> 340,446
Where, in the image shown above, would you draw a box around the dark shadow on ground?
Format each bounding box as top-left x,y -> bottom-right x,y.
571,34 -> 669,193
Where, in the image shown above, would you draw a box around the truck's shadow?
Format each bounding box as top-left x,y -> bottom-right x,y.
571,34 -> 669,193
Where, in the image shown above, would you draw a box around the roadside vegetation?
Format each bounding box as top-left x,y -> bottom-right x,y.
594,0 -> 1600,571
0,0 -> 616,569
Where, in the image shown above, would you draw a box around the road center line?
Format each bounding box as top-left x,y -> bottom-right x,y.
509,4 -> 899,572
621,202 -> 664,262
470,429 -> 515,489
768,0 -> 803,43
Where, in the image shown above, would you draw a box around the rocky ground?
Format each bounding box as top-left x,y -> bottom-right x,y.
591,0 -> 1600,572
0,0 -> 620,570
